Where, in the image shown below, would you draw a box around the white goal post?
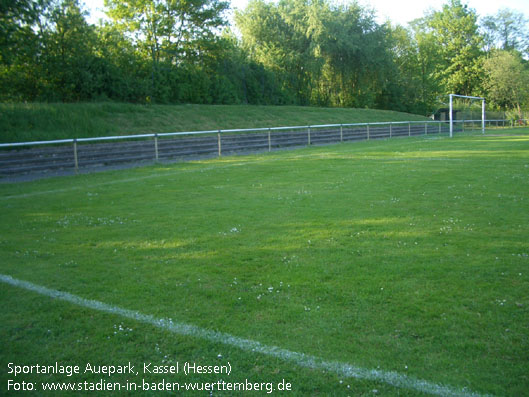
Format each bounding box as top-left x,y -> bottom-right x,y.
449,94 -> 486,138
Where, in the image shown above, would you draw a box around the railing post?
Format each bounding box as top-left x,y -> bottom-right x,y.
154,133 -> 159,162
408,122 -> 411,137
308,125 -> 311,146
268,128 -> 271,152
217,130 -> 222,157
449,94 -> 453,137
340,124 -> 343,142
73,139 -> 79,174
367,124 -> 370,140
482,100 -> 486,134
389,122 -> 392,138
438,122 -> 441,134
462,120 -> 465,133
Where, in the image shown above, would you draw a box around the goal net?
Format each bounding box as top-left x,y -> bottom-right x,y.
449,94 -> 485,137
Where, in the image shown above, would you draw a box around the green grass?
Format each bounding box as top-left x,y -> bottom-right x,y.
0,102 -> 429,143
1,129 -> 528,396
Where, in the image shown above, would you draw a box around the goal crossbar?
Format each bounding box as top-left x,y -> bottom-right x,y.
449,94 -> 486,137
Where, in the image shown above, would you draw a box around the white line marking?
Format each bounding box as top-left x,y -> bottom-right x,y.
0,274 -> 488,397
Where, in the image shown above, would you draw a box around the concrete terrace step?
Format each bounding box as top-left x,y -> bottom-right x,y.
0,123 -> 449,176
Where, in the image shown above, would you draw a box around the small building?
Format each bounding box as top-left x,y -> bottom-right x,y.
433,108 -> 459,121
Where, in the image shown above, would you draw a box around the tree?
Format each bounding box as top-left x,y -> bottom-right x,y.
95,23 -> 150,102
481,9 -> 529,56
236,0 -> 397,108
105,0 -> 229,102
416,0 -> 484,96
0,0 -> 49,64
313,3 -> 395,108
39,0 -> 102,101
482,50 -> 529,115
389,24 -> 436,114
236,0 -> 318,105
0,0 -> 48,100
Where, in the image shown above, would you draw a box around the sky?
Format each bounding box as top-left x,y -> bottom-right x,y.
84,0 -> 529,27
355,0 -> 529,25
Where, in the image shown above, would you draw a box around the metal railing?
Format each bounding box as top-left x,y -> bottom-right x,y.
0,119 -> 526,176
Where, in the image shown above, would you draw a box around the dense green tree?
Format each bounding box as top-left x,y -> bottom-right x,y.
0,0 -> 48,64
194,32 -> 291,105
105,0 -> 229,102
0,0 -> 47,100
313,3 -> 394,108
1,0 -> 133,102
235,0 -> 318,105
236,0 -> 398,108
94,23 -> 150,102
415,0 -> 484,96
388,24 -> 434,114
1,0 -> 527,114
38,0 -> 102,101
483,50 -> 529,115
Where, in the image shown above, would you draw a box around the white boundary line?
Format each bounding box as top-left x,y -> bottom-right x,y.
0,274 -> 489,397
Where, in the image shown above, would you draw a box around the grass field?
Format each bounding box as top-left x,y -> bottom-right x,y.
1,129 -> 528,396
0,103 -> 429,143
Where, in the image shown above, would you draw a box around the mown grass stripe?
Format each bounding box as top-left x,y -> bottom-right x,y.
0,274 -> 489,397
0,136 -> 463,200
0,159 -> 267,200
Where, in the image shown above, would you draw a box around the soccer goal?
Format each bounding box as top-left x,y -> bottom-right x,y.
449,94 -> 486,138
